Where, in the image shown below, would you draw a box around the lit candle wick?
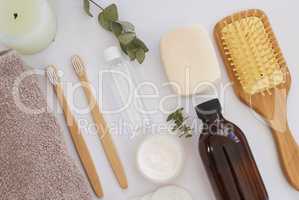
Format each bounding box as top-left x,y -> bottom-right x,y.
13,13 -> 18,20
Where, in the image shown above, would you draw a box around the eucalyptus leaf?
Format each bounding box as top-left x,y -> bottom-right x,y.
167,115 -> 173,122
179,133 -> 185,138
103,4 -> 118,22
133,38 -> 149,52
127,50 -> 136,60
111,21 -> 123,36
98,12 -> 111,31
136,49 -> 145,64
116,21 -> 135,32
83,0 -> 93,17
167,108 -> 193,138
120,43 -> 127,53
124,41 -> 137,51
118,32 -> 136,45
124,37 -> 147,53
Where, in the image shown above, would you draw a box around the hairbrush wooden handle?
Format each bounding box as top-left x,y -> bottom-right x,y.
77,73 -> 128,189
266,89 -> 299,190
271,126 -> 299,190
54,84 -> 104,197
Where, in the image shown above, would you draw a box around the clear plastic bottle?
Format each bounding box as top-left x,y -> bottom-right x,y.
104,46 -> 150,134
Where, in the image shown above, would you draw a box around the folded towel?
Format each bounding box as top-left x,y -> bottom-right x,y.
0,50 -> 93,200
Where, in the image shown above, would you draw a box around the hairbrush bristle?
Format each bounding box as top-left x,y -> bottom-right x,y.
219,14 -> 285,95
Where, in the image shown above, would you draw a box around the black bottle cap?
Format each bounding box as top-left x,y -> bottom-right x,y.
195,99 -> 222,121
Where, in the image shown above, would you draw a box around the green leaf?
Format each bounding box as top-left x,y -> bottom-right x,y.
118,32 -> 136,45
179,132 -> 185,138
133,38 -> 149,52
136,48 -> 145,64
167,108 -> 183,122
98,4 -> 119,31
127,50 -> 136,60
176,114 -> 184,123
83,0 -> 93,17
120,43 -> 127,53
124,41 -> 137,51
167,114 -> 173,122
111,21 -> 123,36
172,124 -> 179,132
166,107 -> 192,139
116,21 -> 135,32
103,4 -> 118,22
98,12 -> 111,30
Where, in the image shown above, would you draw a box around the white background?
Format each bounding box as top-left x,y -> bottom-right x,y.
1,0 -> 299,199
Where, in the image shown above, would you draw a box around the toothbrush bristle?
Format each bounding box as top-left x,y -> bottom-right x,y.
46,65 -> 59,85
219,14 -> 285,95
72,55 -> 85,75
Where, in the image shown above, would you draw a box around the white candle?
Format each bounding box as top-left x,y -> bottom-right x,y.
0,0 -> 57,54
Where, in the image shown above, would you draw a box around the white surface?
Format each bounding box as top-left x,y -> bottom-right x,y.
1,0 -> 299,199
137,134 -> 185,183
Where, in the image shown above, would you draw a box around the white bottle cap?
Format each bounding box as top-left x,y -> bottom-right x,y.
104,46 -> 123,62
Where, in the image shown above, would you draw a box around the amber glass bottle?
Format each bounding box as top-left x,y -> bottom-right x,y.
196,99 -> 268,200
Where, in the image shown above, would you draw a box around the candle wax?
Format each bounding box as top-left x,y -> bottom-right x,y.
0,0 -> 56,54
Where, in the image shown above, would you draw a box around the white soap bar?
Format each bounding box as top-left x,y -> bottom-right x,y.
160,25 -> 221,96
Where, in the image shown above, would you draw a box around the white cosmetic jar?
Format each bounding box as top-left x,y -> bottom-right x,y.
136,134 -> 185,183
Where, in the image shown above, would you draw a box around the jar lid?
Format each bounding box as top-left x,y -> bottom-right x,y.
104,46 -> 123,62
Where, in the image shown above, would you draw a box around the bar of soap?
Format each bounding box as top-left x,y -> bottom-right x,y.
160,25 -> 221,96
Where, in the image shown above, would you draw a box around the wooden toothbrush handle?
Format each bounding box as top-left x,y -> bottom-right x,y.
55,84 -> 104,197
79,75 -> 128,189
271,125 -> 299,190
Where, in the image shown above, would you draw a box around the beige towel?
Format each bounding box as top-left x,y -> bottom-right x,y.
0,50 -> 93,200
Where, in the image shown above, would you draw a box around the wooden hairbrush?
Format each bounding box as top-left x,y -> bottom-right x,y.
214,9 -> 299,190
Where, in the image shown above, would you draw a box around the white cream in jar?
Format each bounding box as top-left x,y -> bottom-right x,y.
137,134 -> 185,183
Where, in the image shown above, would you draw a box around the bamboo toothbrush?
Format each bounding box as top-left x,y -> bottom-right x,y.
46,65 -> 104,197
71,55 -> 128,189
214,9 -> 299,190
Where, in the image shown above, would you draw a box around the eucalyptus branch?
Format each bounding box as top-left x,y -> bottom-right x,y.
167,108 -> 193,138
88,0 -> 104,10
82,1 -> 149,64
